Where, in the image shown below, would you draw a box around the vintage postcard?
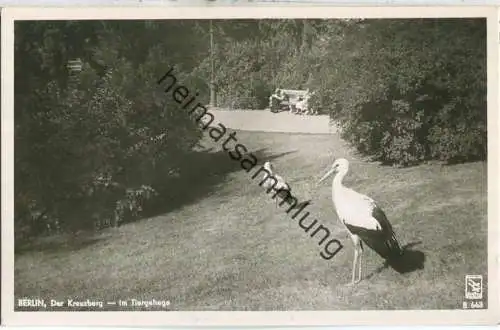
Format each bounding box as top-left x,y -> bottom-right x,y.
1,5 -> 498,326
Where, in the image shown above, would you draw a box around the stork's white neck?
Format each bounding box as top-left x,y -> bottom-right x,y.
332,168 -> 348,199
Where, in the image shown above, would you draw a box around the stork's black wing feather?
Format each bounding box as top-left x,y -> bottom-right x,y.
345,205 -> 403,261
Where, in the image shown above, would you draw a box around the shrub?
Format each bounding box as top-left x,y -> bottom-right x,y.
315,19 -> 486,166
14,21 -> 204,241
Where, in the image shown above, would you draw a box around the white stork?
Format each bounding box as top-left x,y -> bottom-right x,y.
318,158 -> 404,285
262,161 -> 293,208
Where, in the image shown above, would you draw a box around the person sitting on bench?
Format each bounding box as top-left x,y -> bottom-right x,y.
269,89 -> 287,112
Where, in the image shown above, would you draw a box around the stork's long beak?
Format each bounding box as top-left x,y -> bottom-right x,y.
317,167 -> 335,185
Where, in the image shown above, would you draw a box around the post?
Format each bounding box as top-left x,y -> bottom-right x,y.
209,19 -> 217,108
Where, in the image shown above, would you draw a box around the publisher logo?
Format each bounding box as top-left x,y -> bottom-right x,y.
465,275 -> 483,300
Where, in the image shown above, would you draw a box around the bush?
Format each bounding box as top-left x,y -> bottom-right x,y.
15,21 -> 204,241
315,19 -> 486,166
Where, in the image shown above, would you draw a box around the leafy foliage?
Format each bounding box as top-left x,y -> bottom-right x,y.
15,21 -> 204,241
312,19 -> 487,166
199,18 -> 485,166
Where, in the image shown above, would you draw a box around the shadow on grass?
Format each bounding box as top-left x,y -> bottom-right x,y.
389,241 -> 426,274
141,147 -> 298,220
15,234 -> 107,256
15,147 -> 298,255
365,241 -> 426,280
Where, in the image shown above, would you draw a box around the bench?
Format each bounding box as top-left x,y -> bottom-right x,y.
269,89 -> 313,114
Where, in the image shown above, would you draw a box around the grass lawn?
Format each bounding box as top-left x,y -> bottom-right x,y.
14,130 -> 488,310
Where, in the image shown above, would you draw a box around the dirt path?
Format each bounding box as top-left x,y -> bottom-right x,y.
210,109 -> 336,134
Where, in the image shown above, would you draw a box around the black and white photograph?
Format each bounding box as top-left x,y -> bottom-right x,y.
1,5 -> 498,326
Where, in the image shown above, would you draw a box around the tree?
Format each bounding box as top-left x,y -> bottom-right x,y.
15,20 -> 206,240
312,18 -> 486,165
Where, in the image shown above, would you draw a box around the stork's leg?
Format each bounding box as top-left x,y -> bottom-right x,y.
356,241 -> 364,284
350,235 -> 362,285
351,248 -> 359,285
